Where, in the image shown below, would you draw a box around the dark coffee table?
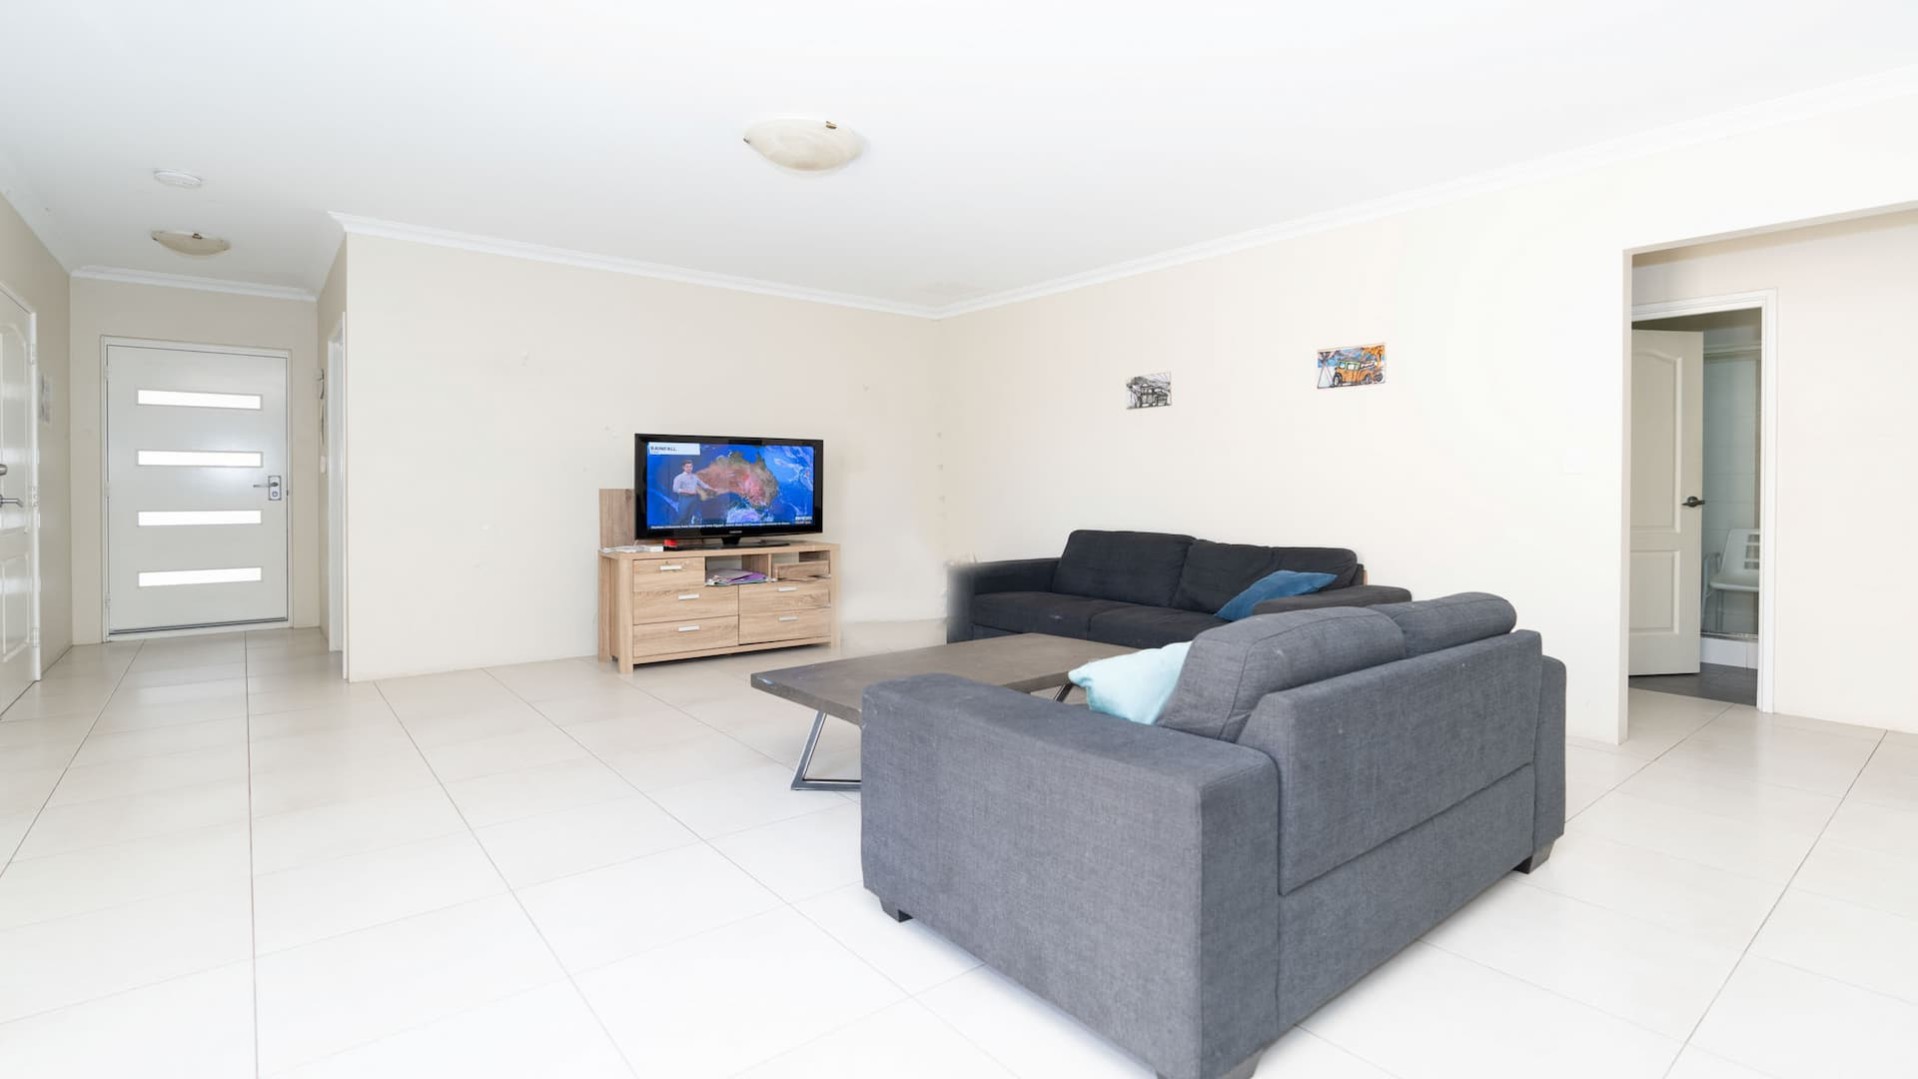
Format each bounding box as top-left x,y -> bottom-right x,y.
750,633 -> 1135,790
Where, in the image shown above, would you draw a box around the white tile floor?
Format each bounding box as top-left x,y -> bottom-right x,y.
1,624 -> 1914,1078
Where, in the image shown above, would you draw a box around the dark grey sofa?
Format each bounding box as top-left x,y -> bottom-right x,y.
949,529 -> 1412,647
863,593 -> 1566,1079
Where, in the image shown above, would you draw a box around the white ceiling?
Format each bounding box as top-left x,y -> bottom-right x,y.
3,1 -> 1914,313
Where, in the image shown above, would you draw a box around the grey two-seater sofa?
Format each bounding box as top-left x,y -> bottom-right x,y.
861,593 -> 1566,1079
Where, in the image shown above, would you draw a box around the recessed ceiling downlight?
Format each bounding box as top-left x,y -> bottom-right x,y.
151,230 -> 231,256
742,118 -> 864,172
151,169 -> 204,189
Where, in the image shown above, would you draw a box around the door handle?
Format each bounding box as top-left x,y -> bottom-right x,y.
0,497 -> 19,508
251,475 -> 284,501
1682,496 -> 1706,508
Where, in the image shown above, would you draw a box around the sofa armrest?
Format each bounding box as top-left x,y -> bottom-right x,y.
1250,582 -> 1412,616
1531,656 -> 1567,860
946,558 -> 1059,641
861,674 -> 1279,1079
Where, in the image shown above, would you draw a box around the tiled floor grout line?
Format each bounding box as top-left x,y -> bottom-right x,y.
1405,701 -> 1774,1073
1654,728 -> 1889,1079
243,635 -> 263,1079
1558,701 -> 1722,830
370,677 -> 647,1079
0,641 -> 145,873
480,667 -> 947,1078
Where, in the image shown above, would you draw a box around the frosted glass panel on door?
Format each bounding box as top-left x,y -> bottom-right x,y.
137,510 -> 263,527
137,389 -> 263,410
137,567 -> 263,587
136,450 -> 264,468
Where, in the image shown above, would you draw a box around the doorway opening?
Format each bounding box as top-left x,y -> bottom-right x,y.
1626,295 -> 1773,709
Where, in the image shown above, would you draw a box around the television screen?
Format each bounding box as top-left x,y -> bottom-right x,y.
636,435 -> 822,539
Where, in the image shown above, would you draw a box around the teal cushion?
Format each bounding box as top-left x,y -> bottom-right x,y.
1216,570 -> 1337,621
1068,642 -> 1192,725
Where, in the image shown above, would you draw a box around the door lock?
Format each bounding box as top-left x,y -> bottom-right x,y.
253,475 -> 283,502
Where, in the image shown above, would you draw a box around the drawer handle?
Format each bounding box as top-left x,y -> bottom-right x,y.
677,594 -> 699,601
658,564 -> 683,572
776,586 -> 798,593
677,625 -> 701,632
777,615 -> 799,623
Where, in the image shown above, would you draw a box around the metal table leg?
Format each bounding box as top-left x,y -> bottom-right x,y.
791,710 -> 859,791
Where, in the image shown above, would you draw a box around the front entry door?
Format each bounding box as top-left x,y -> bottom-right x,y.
1628,329 -> 1705,675
106,342 -> 289,633
0,289 -> 40,707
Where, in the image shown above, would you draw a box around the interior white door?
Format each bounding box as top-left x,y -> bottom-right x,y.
0,290 -> 40,707
106,343 -> 290,633
1629,329 -> 1705,675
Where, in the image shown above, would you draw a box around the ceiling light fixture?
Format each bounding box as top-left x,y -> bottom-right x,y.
151,169 -> 204,189
151,230 -> 231,256
742,118 -> 864,173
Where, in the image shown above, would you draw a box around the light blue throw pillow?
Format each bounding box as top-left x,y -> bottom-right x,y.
1068,642 -> 1192,725
1215,570 -> 1338,621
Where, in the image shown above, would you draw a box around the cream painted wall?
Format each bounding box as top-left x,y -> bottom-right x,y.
339,234 -> 942,680
1635,210 -> 1918,728
935,92 -> 1918,742
0,195 -> 73,663
68,278 -> 320,641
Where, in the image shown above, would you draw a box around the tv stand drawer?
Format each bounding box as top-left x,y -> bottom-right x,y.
632,617 -> 739,658
633,556 -> 704,586
740,608 -> 832,644
738,580 -> 830,614
632,587 -> 737,623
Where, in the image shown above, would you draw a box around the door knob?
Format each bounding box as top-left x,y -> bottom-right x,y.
1682,496 -> 1706,508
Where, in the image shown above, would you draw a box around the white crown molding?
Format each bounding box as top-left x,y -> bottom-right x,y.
932,63 -> 1918,319
329,213 -> 941,319
72,266 -> 317,302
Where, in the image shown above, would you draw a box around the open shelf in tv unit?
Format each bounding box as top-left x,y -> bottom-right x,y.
596,489 -> 838,672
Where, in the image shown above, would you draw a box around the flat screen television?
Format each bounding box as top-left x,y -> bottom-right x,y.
635,434 -> 823,545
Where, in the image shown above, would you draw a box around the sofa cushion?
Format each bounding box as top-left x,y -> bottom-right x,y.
1369,592 -> 1516,656
1216,570 -> 1338,621
971,592 -> 1131,639
1243,630 -> 1543,892
1172,542 -> 1359,613
1067,642 -> 1193,724
1157,608 -> 1406,741
1053,530 -> 1195,607
1086,606 -> 1227,649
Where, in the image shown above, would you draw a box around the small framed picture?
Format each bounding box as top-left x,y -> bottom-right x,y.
1126,372 -> 1171,409
1316,344 -> 1385,389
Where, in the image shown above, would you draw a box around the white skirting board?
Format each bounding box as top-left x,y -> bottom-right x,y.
1700,635 -> 1759,669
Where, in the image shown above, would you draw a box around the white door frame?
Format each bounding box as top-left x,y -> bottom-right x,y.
1628,290 -> 1778,713
100,336 -> 293,638
0,279 -> 43,684
324,313 -> 348,673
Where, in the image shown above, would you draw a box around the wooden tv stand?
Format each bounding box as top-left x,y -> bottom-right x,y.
596,489 -> 839,672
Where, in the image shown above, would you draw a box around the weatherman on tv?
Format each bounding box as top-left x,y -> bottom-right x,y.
671,461 -> 717,524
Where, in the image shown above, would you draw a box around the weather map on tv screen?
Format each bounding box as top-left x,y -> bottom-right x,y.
642,440 -> 816,531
